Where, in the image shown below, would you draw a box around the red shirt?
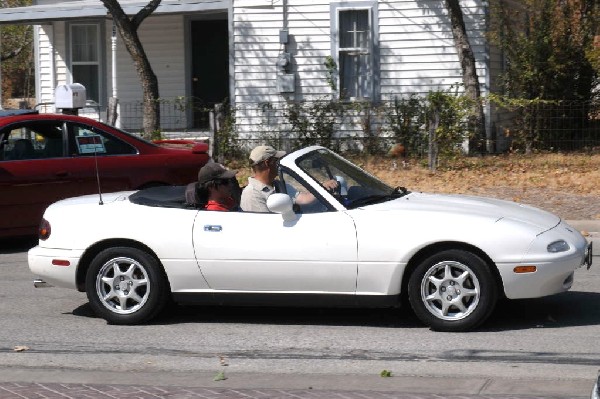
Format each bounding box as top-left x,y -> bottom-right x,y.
205,197 -> 235,211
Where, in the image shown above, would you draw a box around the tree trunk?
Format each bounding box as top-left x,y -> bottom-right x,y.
444,0 -> 486,154
101,0 -> 161,138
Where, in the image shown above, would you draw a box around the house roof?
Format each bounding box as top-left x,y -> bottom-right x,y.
0,0 -> 229,24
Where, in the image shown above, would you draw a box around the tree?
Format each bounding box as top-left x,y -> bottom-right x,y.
444,0 -> 486,154
489,0 -> 599,152
1,0 -> 34,104
490,0 -> 597,102
101,0 -> 160,137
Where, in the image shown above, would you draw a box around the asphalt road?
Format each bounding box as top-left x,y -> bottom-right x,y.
0,237 -> 598,398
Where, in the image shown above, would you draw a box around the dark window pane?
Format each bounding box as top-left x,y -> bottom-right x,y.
340,52 -> 369,99
73,65 -> 99,102
72,25 -> 98,62
340,10 -> 369,49
338,9 -> 371,99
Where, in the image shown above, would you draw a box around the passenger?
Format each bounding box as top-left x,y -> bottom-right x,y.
196,162 -> 238,211
240,145 -> 338,213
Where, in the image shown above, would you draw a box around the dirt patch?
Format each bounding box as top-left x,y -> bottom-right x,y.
362,153 -> 600,221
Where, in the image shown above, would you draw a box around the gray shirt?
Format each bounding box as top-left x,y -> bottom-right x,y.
240,177 -> 297,213
240,177 -> 276,213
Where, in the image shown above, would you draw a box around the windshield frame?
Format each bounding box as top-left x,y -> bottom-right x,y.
295,148 -> 405,209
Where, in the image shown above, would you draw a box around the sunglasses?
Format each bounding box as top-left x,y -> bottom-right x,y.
216,179 -> 232,186
265,157 -> 279,166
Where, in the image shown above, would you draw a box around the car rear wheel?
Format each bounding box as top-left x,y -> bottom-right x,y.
85,247 -> 169,325
408,249 -> 498,332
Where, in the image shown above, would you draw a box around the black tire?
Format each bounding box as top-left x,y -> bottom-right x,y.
85,247 -> 169,325
408,249 -> 498,332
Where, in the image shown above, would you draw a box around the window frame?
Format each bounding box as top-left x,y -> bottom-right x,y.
68,22 -> 105,105
330,1 -> 379,101
65,122 -> 137,157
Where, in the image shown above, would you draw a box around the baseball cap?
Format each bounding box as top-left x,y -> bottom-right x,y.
197,162 -> 237,184
249,145 -> 286,165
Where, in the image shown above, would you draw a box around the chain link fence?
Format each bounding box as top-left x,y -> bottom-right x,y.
35,97 -> 600,158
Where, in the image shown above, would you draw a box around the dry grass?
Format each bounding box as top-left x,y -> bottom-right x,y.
358,153 -> 600,196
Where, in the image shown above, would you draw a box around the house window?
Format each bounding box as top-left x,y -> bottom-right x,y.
332,2 -> 378,100
339,10 -> 370,99
70,24 -> 101,103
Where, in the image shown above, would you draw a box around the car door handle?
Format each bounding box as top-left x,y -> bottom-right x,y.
55,170 -> 69,177
204,225 -> 222,232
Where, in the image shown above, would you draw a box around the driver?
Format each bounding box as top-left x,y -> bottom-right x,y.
240,145 -> 338,213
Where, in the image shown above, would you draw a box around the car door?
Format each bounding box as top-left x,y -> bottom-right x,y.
63,122 -> 140,194
192,171 -> 358,293
0,120 -> 81,235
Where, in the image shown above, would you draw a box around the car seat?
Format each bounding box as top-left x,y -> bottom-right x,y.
11,139 -> 35,160
43,139 -> 63,158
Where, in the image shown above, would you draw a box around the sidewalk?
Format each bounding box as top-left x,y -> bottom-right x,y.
567,220 -> 599,256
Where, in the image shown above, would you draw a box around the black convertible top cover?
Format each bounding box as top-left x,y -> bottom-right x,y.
129,185 -> 197,209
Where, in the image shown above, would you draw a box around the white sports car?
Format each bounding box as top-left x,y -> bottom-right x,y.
28,146 -> 593,331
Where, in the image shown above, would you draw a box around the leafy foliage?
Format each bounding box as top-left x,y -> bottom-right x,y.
488,0 -> 600,152
1,0 -> 34,101
324,56 -> 338,92
386,94 -> 425,154
285,97 -> 343,151
214,103 -> 241,161
489,0 -> 598,102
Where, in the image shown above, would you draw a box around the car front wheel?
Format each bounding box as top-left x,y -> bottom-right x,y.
85,247 -> 169,325
408,249 -> 498,332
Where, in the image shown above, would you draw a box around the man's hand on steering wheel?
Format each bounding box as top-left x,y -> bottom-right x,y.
323,179 -> 340,194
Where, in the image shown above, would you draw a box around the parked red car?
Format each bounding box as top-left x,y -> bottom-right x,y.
0,110 -> 210,238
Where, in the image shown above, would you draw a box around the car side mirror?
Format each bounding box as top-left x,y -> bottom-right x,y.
267,193 -> 296,222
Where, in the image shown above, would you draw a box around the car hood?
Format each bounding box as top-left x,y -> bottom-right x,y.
365,192 -> 561,232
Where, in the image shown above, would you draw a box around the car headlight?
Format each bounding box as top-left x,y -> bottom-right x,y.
547,240 -> 570,253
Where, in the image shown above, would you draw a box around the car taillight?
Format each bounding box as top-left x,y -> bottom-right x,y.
39,218 -> 51,240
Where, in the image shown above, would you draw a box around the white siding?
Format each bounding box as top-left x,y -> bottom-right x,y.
115,15 -> 186,103
115,15 -> 188,130
35,25 -> 56,108
31,0 -> 497,139
232,0 -> 491,140
34,15 -> 188,129
35,22 -> 69,112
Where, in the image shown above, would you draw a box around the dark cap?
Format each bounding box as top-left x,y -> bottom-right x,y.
197,162 -> 237,184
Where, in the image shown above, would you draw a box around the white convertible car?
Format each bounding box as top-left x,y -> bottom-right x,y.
28,146 -> 593,331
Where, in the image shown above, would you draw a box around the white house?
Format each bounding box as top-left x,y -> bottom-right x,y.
0,0 -> 507,149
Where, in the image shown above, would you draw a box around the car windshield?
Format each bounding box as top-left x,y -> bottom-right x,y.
296,148 -> 409,209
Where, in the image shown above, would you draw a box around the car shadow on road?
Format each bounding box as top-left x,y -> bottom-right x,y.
70,291 -> 600,331
481,291 -> 600,331
71,301 -> 424,328
0,236 -> 37,254
159,304 -> 424,328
